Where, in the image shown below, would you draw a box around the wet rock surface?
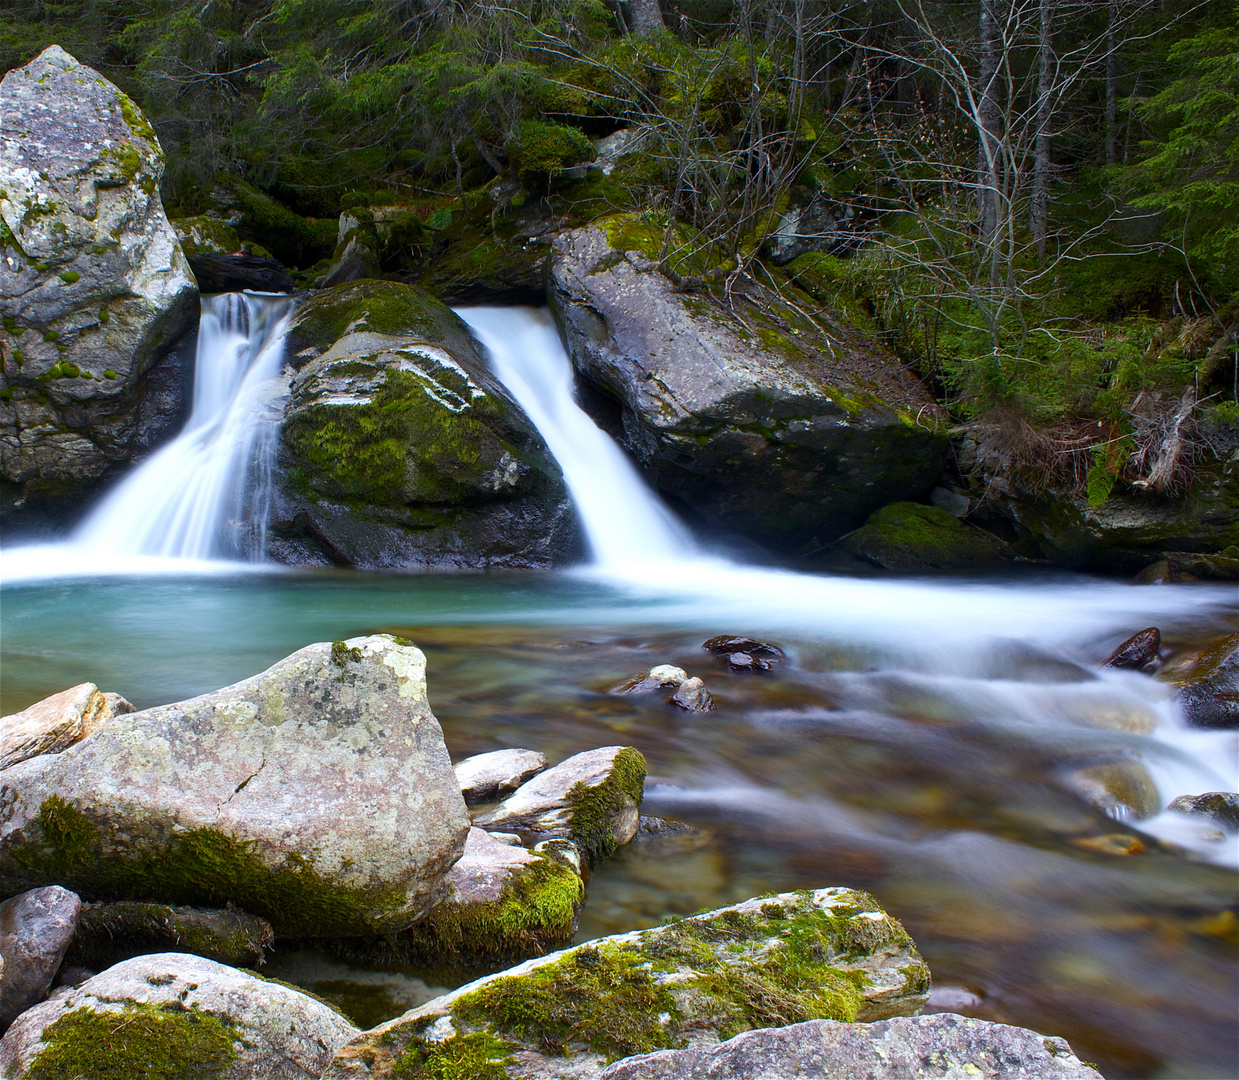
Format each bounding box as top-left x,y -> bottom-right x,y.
0,682 -> 133,769
455,749 -> 548,805
595,1014 -> 1103,1080
272,280 -> 581,569
669,676 -> 715,712
0,952 -> 359,1079
1169,632 -> 1239,729
1167,791 -> 1239,830
702,635 -> 785,659
548,217 -> 948,553
0,635 -> 469,936
322,888 -> 930,1079
66,901 -> 274,971
474,746 -> 646,866
1103,627 -> 1161,670
0,887 -> 81,1033
842,501 -> 1014,572
0,46 -> 198,521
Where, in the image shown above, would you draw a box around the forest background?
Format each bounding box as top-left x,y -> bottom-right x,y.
3,0 -> 1237,505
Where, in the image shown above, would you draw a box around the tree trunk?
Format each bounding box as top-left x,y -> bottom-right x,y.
627,0 -> 665,36
1032,0 -> 1055,259
978,0 -> 1002,239
1105,0 -> 1118,166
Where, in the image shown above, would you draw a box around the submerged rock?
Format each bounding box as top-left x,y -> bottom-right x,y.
702,635 -> 785,659
474,746 -> 646,866
548,217 -> 948,553
1167,792 -> 1239,830
669,677 -> 715,712
455,749 -> 549,805
1062,760 -> 1161,821
843,501 -> 1013,572
66,901 -> 274,970
394,828 -> 584,963
596,1014 -> 1102,1080
0,635 -> 469,936
0,682 -> 133,770
1102,627 -> 1161,671
273,280 -> 580,569
0,46 -> 198,522
616,664 -> 689,694
1167,633 -> 1239,729
323,888 -> 930,1079
0,887 -> 81,1033
0,952 -> 358,1079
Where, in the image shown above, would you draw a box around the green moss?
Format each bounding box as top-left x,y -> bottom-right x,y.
25,1002 -> 237,1080
103,368 -> 117,379
59,270 -> 80,284
331,640 -> 363,667
393,1031 -> 515,1080
400,852 -> 584,962
563,747 -> 646,867
13,799 -> 408,936
118,93 -> 157,143
596,211 -> 666,261
843,502 -> 1009,572
172,216 -> 242,258
43,330 -> 59,342
291,281 -> 470,354
505,120 -> 594,181
99,308 -> 111,324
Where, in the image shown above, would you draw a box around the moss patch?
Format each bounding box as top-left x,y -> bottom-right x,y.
392,1031 -> 514,1080
13,796 -> 408,936
843,501 -> 1011,572
565,746 -> 646,866
25,1002 -> 237,1080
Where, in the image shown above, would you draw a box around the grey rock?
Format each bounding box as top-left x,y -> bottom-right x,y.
548,220 -> 947,553
616,664 -> 689,694
702,635 -> 785,658
0,635 -> 470,937
1167,791 -> 1239,830
272,281 -> 581,569
321,215 -> 381,287
1174,633 -> 1239,729
474,746 -> 646,866
0,952 -> 359,1079
0,887 -> 81,1032
66,901 -> 274,970
50,965 -> 93,988
1102,627 -> 1161,670
1061,760 -> 1161,821
669,677 -> 715,712
0,46 -> 198,518
634,815 -> 699,839
931,485 -> 973,518
727,651 -> 771,672
842,501 -> 1014,572
455,749 -> 549,805
322,888 -> 931,1080
596,1014 -> 1102,1080
0,682 -> 131,770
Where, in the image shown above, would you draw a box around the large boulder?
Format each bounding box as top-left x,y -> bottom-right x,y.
840,501 -> 1014,572
1166,633 -> 1239,729
0,952 -> 359,1080
0,886 -> 81,1033
0,635 -> 470,936
271,280 -> 581,568
0,46 -> 198,522
0,682 -> 134,770
596,1014 -> 1103,1080
547,216 -> 949,552
324,888 -> 931,1079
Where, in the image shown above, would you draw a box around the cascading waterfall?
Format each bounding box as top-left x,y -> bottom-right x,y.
74,292 -> 293,561
457,306 -> 695,568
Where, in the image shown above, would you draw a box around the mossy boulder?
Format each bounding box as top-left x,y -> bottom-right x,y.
841,502 -> 1014,572
0,635 -> 470,937
548,219 -> 949,553
0,952 -> 359,1079
1163,632 -> 1239,729
323,888 -> 931,1079
273,281 -> 580,569
0,46 -> 198,524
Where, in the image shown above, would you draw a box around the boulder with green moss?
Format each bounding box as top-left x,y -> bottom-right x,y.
0,46 -> 198,523
1164,632 -> 1239,729
841,501 -> 1014,572
172,215 -> 293,293
323,887 -> 930,1079
0,635 -> 470,937
0,952 -> 359,1079
547,217 -> 949,553
272,280 -> 580,568
474,746 -> 646,867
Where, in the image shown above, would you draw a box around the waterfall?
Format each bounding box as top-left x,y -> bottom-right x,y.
73,292 -> 293,561
457,306 -> 694,568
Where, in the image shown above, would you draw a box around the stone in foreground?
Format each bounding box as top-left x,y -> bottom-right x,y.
0,952 -> 359,1080
596,1014 -> 1102,1080
0,635 -> 469,936
1168,791 -> 1239,830
455,749 -> 549,805
0,46 -> 198,519
0,683 -> 133,770
0,887 -> 81,1033
473,746 -> 646,866
323,888 -> 930,1079
1103,627 -> 1161,670
1170,633 -> 1239,729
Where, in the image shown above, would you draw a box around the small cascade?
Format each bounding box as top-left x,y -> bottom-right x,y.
458,306 -> 694,568
74,292 -> 293,561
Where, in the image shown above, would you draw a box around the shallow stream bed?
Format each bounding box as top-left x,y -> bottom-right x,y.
2,563 -> 1236,1079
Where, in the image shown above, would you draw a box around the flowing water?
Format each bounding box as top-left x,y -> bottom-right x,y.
1,304 -> 1236,1078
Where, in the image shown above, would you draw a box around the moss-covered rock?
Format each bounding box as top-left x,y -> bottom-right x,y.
842,502 -> 1014,572
1163,632 -> 1239,729
322,888 -> 930,1079
0,952 -> 359,1079
273,281 -> 580,569
0,636 -> 470,937
548,219 -> 949,553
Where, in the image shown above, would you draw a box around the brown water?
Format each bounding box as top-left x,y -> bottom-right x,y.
2,570 -> 1236,1078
